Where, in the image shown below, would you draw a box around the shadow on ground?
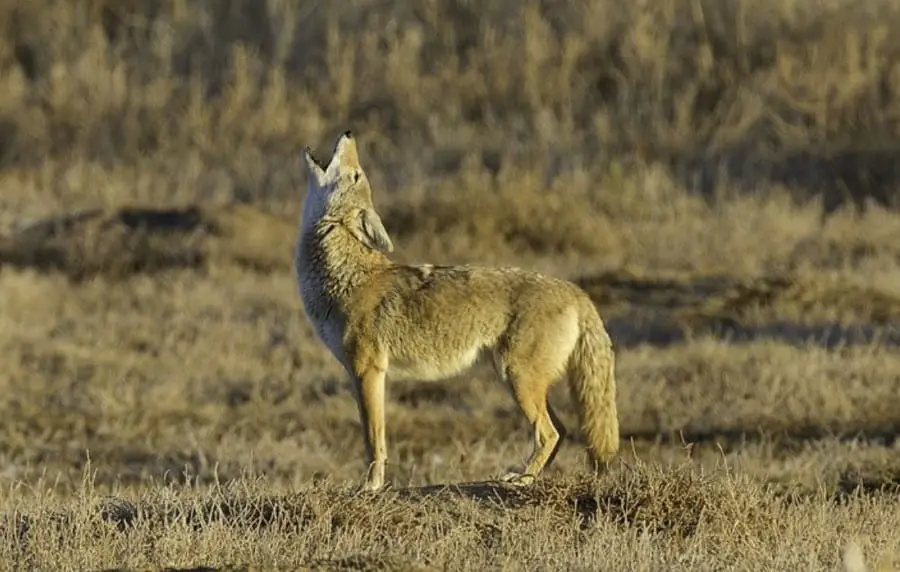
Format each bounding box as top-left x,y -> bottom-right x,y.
606,316 -> 900,349
3,205 -> 900,349
0,204 -> 297,278
576,272 -> 900,348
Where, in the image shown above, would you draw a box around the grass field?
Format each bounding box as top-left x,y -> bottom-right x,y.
1,0 -> 900,570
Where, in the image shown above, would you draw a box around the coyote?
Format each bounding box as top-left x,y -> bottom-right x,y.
295,132 -> 619,491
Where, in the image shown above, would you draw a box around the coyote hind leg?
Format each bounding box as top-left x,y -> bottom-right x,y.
493,349 -> 565,485
500,378 -> 564,485
493,306 -> 577,486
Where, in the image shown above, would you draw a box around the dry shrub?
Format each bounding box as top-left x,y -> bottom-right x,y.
593,458 -> 775,542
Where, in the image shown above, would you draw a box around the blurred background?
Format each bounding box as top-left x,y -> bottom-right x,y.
3,0 -> 900,219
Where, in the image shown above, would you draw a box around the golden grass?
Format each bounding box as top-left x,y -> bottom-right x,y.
1,0 -> 900,569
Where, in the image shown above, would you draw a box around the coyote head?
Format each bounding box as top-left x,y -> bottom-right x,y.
302,131 -> 394,254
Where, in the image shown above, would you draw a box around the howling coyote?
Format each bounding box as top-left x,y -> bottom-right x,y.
295,132 -> 619,491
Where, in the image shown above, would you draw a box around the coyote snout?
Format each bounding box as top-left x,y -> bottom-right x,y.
295,131 -> 619,491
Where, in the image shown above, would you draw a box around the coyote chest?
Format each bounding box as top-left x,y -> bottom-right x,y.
298,273 -> 348,364
295,232 -> 350,366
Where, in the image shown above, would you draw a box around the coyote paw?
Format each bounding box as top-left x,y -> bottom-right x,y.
352,480 -> 390,496
499,472 -> 536,487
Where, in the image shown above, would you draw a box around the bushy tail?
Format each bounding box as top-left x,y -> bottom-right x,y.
567,296 -> 619,468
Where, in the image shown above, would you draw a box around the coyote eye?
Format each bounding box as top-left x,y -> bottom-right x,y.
352,171 -> 361,184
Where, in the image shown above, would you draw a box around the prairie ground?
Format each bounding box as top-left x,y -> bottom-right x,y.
1,0 -> 900,570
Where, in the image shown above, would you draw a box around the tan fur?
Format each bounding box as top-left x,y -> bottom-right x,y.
295,132 -> 619,491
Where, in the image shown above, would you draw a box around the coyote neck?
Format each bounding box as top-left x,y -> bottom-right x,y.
297,220 -> 389,306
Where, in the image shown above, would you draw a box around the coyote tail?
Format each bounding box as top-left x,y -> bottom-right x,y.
568,297 -> 619,468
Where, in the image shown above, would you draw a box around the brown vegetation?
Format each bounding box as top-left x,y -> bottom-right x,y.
1,0 -> 900,570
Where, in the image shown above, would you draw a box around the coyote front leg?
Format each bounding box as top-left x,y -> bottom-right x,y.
351,365 -> 387,491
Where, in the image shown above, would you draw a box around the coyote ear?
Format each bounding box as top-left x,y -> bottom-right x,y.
351,208 -> 394,253
304,147 -> 327,186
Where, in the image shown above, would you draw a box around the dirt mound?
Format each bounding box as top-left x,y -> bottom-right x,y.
0,204 -> 297,280
3,464 -> 896,569
300,556 -> 439,572
7,464 -> 776,549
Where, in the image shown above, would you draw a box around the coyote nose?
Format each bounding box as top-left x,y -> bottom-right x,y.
343,130 -> 353,139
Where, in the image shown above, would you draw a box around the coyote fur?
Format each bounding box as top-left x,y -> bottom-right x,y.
295,132 -> 619,491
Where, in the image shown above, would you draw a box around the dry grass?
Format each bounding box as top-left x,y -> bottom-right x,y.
3,465 -> 898,571
1,0 -> 900,570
